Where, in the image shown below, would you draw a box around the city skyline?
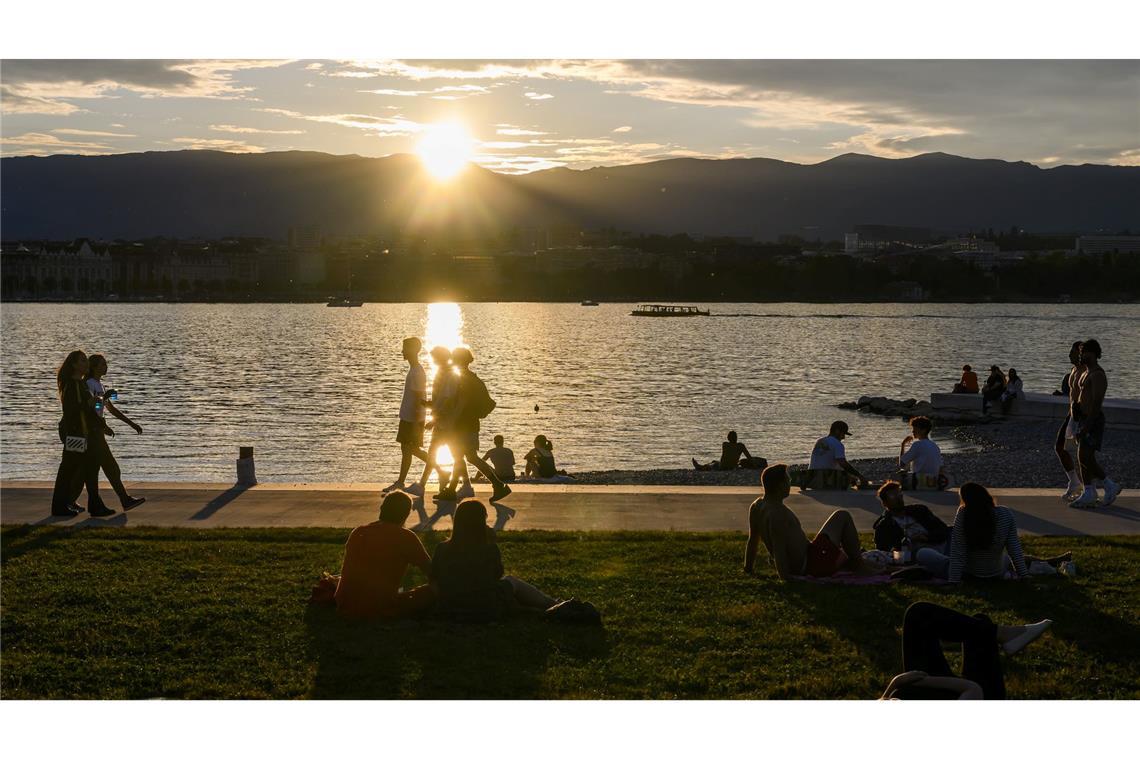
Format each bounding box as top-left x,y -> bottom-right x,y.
2,59 -> 1138,172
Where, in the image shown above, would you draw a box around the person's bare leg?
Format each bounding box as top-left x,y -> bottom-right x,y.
398,444 -> 414,483
817,510 -> 870,570
463,449 -> 503,489
1078,440 -> 1104,484
504,575 -> 558,609
1026,551 -> 1072,568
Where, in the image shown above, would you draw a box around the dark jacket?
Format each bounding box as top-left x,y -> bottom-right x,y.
58,379 -> 102,441
873,504 -> 950,551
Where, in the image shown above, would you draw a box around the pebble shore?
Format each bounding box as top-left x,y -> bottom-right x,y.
573,419 -> 1139,489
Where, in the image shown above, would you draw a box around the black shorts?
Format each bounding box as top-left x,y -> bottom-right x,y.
1055,415 -> 1070,450
396,420 -> 424,448
1078,413 -> 1105,452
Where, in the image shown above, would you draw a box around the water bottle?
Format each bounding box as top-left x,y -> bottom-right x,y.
107,390 -> 119,401
901,537 -> 912,564
94,400 -> 104,414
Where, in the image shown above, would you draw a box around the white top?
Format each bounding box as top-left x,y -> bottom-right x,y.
399,364 -> 427,423
901,437 -> 942,476
86,377 -> 106,418
1001,377 -> 1024,401
809,435 -> 846,470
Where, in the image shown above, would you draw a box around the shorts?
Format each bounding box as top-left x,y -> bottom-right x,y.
1077,413 -> 1105,452
805,533 -> 848,578
451,429 -> 479,456
396,420 -> 424,448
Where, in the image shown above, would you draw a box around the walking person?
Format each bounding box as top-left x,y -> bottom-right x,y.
50,351 -> 114,517
1055,342 -> 1085,500
439,347 -> 512,503
1069,339 -> 1122,508
410,346 -> 463,499
383,337 -> 447,494
84,354 -> 146,511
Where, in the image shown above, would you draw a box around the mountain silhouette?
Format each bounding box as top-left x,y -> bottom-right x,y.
2,150 -> 1136,240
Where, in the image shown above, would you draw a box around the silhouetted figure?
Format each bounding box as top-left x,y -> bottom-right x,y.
524,434 -> 569,478
84,354 -> 146,511
440,348 -> 511,502
1055,341 -> 1084,500
480,434 -> 517,483
803,420 -> 868,489
334,491 -> 435,620
50,350 -> 114,518
952,364 -> 979,394
882,602 -> 1053,700
693,430 -> 766,471
744,464 -> 873,580
429,500 -> 558,622
897,415 -> 943,488
410,346 -> 461,499
999,367 -> 1024,414
981,365 -> 1006,412
385,337 -> 447,495
873,480 -> 950,554
1069,339 -> 1121,508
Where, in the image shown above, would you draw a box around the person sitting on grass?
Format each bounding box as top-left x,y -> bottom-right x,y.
897,416 -> 944,488
333,491 -> 435,621
914,482 -> 1071,582
480,434 -> 517,483
880,602 -> 1053,700
693,430 -> 766,471
744,463 -> 874,580
873,480 -> 950,554
952,364 -> 980,394
430,500 -> 561,622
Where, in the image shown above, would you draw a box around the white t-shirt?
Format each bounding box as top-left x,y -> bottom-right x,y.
809,435 -> 846,470
901,437 -> 942,476
399,364 -> 427,423
86,377 -> 106,418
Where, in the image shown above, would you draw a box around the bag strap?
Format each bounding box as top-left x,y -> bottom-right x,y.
74,380 -> 89,436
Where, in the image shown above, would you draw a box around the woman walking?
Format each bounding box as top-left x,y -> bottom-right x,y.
85,354 -> 146,511
51,351 -> 114,517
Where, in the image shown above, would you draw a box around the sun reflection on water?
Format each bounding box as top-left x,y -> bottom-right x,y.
423,302 -> 464,470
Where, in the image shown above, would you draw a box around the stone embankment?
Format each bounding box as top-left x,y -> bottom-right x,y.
837,395 -> 992,425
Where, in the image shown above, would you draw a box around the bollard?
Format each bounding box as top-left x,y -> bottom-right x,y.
236,446 -> 257,486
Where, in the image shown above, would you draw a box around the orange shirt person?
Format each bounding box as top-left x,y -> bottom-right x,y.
953,364 -> 979,394
334,491 -> 435,620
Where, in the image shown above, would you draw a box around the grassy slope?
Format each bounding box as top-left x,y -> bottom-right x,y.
2,526 -> 1138,699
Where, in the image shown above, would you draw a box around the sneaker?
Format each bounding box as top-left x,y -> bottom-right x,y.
1100,480 -> 1122,507
1003,619 -> 1053,655
404,482 -> 425,497
433,488 -> 458,502
1061,485 -> 1083,501
491,483 -> 512,502
456,483 -> 475,499
71,502 -> 85,513
1069,489 -> 1098,509
88,505 -> 117,518
122,496 -> 146,511
51,505 -> 81,517
1061,561 -> 1078,577
381,481 -> 405,494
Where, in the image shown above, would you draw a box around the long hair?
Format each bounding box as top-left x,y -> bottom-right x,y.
959,482 -> 997,550
57,350 -> 87,399
85,353 -> 107,381
451,500 -> 489,546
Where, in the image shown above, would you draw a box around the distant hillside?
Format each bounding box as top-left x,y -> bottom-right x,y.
2,150 -> 1137,240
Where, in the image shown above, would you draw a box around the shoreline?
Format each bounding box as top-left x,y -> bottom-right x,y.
4,298 -> 1137,305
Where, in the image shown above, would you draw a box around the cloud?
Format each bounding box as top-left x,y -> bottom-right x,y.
257,107 -> 424,136
612,126 -> 633,133
52,128 -> 136,137
209,124 -> 305,135
2,131 -> 113,155
170,137 -> 266,153
364,84 -> 490,100
0,86 -> 84,114
524,92 -> 554,100
496,126 -> 550,136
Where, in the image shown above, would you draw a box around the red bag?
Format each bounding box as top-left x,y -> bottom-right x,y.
308,572 -> 339,606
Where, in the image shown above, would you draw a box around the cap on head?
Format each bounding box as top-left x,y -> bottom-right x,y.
829,420 -> 850,437
451,346 -> 474,366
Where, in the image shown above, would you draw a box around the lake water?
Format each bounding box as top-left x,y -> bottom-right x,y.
2,302 -> 1137,483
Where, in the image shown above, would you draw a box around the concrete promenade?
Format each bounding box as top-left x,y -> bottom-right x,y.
2,480 -> 1138,535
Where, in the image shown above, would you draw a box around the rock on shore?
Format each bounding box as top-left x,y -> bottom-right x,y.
838,395 -> 993,425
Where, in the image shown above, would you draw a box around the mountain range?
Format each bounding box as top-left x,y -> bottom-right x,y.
2,150 -> 1137,240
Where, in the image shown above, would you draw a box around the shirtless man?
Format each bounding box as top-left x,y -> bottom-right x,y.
1054,341 -> 1084,501
1069,339 -> 1121,508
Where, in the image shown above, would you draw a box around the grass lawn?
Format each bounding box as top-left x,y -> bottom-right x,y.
2,526 -> 1138,699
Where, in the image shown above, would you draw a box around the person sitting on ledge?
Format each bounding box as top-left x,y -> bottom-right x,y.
880,602 -> 1053,700
693,430 -> 767,471
430,499 -> 562,622
873,480 -> 950,554
800,420 -> 869,489
952,364 -> 979,394
914,482 -> 1071,582
334,491 -> 435,621
898,415 -> 944,488
744,463 -> 874,580
999,367 -> 1024,414
981,365 -> 1007,412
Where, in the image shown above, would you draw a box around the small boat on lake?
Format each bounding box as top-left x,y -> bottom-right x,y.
327,296 -> 363,307
630,303 -> 710,317
580,300 -> 599,306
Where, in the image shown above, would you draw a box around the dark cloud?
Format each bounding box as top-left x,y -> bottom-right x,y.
1,60 -> 198,89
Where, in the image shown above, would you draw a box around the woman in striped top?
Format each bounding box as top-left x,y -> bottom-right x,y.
917,483 -> 1033,582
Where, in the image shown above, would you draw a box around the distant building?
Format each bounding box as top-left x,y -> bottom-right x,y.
952,236 -> 999,253
882,280 -> 927,302
536,246 -> 655,274
287,225 -> 326,286
1076,236 -> 1140,255
844,233 -> 860,254
1,239 -> 113,299
853,224 -> 933,248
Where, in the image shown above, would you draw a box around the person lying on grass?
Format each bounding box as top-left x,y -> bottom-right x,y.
744,463 -> 876,580
880,602 -> 1053,700
334,491 -> 436,621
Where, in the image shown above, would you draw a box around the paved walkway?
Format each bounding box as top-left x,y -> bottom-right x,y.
3,481 -> 1138,535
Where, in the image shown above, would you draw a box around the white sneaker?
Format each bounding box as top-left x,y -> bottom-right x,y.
1003,619 -> 1053,655
404,482 -> 425,497
456,483 -> 475,499
381,480 -> 405,494
1061,485 -> 1083,501
1069,488 -> 1098,509
1101,480 -> 1122,507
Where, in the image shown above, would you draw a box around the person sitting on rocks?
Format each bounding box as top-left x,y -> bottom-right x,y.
333,491 -> 435,620
981,365 -> 1006,412
693,430 -> 767,471
744,463 -> 874,580
873,480 -> 950,554
953,364 -> 979,394
898,416 -> 944,488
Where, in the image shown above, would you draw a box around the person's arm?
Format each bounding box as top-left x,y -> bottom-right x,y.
481,450 -> 492,462
740,444 -> 752,460
899,436 -> 915,467
836,458 -> 867,484
1003,511 -> 1029,578
408,534 -> 432,578
948,509 -> 966,583
104,400 -> 142,433
336,530 -> 361,583
744,531 -> 760,573
1087,371 -> 1107,417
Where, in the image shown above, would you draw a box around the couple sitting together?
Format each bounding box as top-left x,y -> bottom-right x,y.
746,465 -> 1069,582
332,492 -> 595,623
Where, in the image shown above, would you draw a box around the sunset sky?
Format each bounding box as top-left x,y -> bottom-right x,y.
2,59 -> 1138,172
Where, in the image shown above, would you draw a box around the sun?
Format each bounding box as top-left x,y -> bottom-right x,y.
416,122 -> 475,180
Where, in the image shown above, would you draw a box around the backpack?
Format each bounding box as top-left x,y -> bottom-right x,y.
873,512 -> 904,551
467,373 -> 497,419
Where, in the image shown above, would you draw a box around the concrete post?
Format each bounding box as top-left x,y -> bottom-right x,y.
237,446 -> 257,486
